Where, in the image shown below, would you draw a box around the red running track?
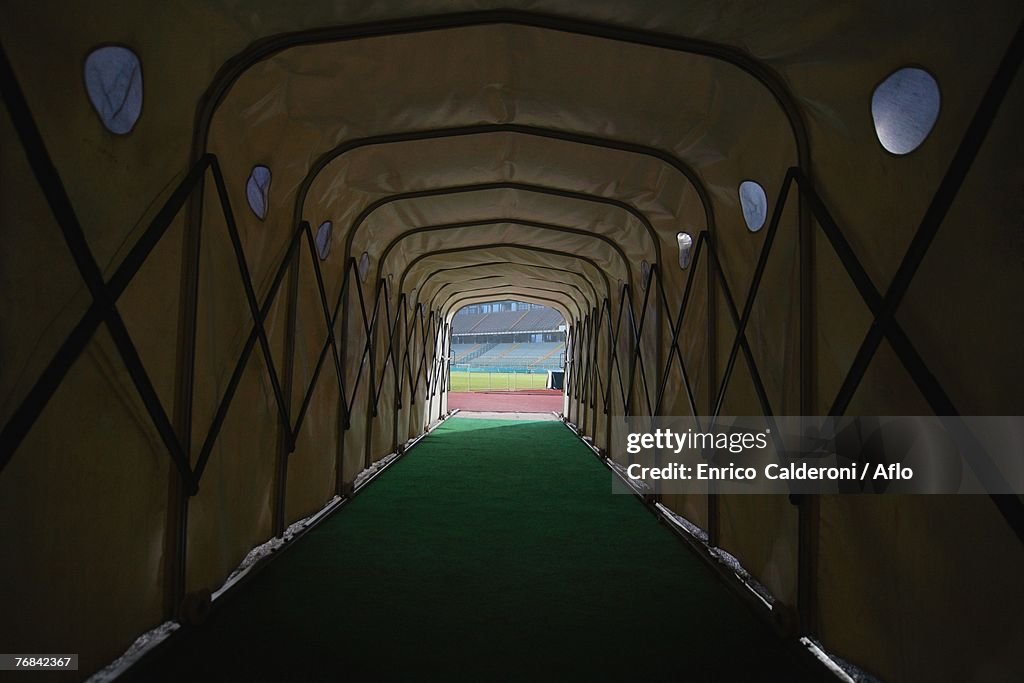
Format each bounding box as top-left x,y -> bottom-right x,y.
447,390 -> 564,413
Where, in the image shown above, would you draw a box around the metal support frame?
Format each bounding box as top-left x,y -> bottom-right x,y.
1,41 -> 450,618
3,12 -> 1020,655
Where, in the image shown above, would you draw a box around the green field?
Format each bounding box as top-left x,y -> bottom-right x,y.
135,418 -> 814,681
449,370 -> 549,392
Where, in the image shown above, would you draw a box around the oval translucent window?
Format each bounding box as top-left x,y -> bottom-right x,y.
358,252 -> 370,283
246,166 -> 271,220
739,181 -> 768,233
315,221 -> 332,260
83,46 -> 143,134
408,288 -> 418,310
871,67 -> 940,155
676,232 -> 694,269
640,260 -> 651,289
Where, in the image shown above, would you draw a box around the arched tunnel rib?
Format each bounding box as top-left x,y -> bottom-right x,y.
338,181 -> 663,266
432,275 -> 590,317
442,286 -> 582,322
432,271 -> 590,308
377,219 -> 634,285
196,11 -> 810,172
399,244 -> 613,303
292,124 -> 718,235
418,261 -> 599,309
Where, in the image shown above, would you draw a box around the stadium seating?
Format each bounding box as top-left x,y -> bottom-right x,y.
450,344 -> 479,362
456,342 -> 564,371
512,308 -> 563,332
502,342 -> 564,367
451,306 -> 564,335
470,343 -> 517,363
449,305 -> 565,371
464,311 -> 521,334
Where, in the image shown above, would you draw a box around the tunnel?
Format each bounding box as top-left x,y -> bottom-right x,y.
1,2 -> 1022,681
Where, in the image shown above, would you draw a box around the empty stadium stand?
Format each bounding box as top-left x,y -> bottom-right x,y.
454,341 -> 564,371
451,303 -> 565,337
450,303 -> 566,371
514,308 -> 564,332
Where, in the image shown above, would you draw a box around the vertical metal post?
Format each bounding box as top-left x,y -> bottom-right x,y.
706,221 -> 719,548
364,279 -> 381,471
167,175 -> 204,621
335,265 -> 351,497
592,308 -> 599,437
273,246 -> 300,537
604,295 -> 612,449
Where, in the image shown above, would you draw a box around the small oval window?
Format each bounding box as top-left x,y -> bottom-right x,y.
315,221 -> 332,260
246,166 -> 271,220
358,252 -> 370,283
409,288 -> 418,310
641,260 -> 651,289
83,46 -> 143,134
739,181 -> 768,233
676,232 -> 694,269
871,67 -> 940,155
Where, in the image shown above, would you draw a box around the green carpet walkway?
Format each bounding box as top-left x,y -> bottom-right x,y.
133,418 -> 819,682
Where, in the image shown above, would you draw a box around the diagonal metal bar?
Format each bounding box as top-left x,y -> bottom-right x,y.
413,309 -> 436,398
830,20 -> 1024,417
0,44 -> 194,490
439,320 -> 450,395
705,235 -> 778,425
586,307 -> 599,432
712,171 -> 792,420
193,227 -> 301,481
581,313 -> 594,409
603,288 -> 629,415
374,287 -> 405,412
433,321 -> 447,398
652,235 -> 706,421
345,262 -> 382,413
401,326 -> 415,422
575,317 -> 587,428
426,314 -> 437,395
0,152 -> 211,477
399,303 -> 415,401
400,298 -> 416,402
571,314 -> 585,405
794,170 -> 1024,540
290,331 -> 333,438
578,314 -> 591,408
301,222 -> 350,423
364,277 -> 386,418
441,320 -> 453,396
591,304 -> 606,409
623,265 -> 655,417
211,162 -> 292,434
391,293 -> 406,408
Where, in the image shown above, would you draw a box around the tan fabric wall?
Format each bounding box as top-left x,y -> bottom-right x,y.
0,331 -> 171,676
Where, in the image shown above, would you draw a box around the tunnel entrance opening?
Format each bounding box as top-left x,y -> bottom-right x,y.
447,299 -> 566,414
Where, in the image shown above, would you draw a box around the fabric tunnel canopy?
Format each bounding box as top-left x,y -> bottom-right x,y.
1,1 -> 1022,681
